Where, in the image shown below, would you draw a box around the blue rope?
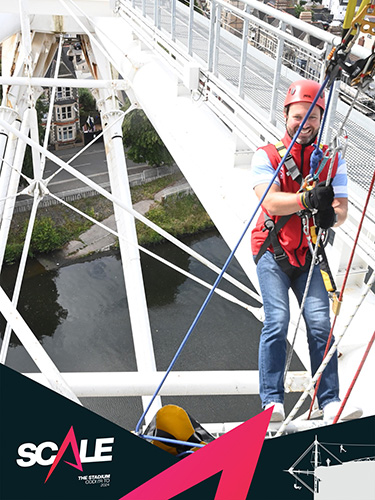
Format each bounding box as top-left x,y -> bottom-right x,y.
135,75 -> 330,436
138,434 -> 205,449
313,155 -> 329,181
310,83 -> 334,178
176,451 -> 195,458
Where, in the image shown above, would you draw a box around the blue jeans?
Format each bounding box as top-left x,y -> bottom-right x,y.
256,251 -> 339,410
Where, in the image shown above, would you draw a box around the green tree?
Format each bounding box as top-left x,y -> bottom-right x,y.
122,99 -> 174,167
78,88 -> 97,126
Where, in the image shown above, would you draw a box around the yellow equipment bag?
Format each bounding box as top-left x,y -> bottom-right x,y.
143,404 -> 215,456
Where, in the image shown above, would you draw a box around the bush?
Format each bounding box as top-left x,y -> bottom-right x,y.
4,243 -> 25,265
30,217 -> 67,254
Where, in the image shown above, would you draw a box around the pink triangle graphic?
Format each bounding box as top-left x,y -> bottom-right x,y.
44,426 -> 83,483
120,408 -> 272,500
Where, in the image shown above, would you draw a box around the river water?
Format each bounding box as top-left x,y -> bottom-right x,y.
0,229 -> 304,430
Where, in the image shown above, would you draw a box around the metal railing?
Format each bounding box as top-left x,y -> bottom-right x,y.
14,165 -> 178,213
113,0 -> 375,278
116,0 -> 375,190
117,0 -> 371,113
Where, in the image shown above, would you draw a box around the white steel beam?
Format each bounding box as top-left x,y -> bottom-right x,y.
90,37 -> 162,422
0,117 -> 21,221
203,419 -> 327,437
23,370 -> 310,397
101,102 -> 162,422
0,107 -> 18,173
0,76 -> 130,90
0,0 -> 114,18
0,108 -> 30,271
0,286 -> 81,404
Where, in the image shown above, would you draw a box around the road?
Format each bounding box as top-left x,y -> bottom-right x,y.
43,140 -> 151,195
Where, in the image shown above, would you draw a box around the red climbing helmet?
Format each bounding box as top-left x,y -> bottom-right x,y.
284,79 -> 325,110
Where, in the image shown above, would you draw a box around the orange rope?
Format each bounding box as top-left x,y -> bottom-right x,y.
307,168 -> 375,419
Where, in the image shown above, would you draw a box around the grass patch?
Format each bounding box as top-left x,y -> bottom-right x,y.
136,193 -> 213,246
131,172 -> 182,203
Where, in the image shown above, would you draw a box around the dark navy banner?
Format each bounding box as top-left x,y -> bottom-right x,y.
1,365 -> 374,500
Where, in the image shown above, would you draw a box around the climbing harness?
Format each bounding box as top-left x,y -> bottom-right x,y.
255,140 -> 338,295
254,211 -> 312,280
309,226 -> 340,312
275,141 -> 303,186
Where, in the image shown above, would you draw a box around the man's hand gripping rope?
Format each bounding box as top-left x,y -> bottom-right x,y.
300,180 -> 334,212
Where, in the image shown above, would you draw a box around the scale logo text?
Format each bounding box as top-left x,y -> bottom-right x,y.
16,426 -> 114,483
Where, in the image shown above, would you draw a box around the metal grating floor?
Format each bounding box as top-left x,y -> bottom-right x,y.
127,1 -> 375,196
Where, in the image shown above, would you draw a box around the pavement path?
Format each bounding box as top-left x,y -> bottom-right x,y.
38,179 -> 191,269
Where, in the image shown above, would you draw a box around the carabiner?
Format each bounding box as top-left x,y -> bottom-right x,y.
301,174 -> 314,192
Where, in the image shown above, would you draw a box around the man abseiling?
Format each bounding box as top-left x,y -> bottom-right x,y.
251,79 -> 362,423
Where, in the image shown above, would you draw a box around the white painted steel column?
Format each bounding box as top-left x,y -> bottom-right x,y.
97,90 -> 162,422
188,0 -> 194,56
0,108 -> 19,219
84,25 -> 161,421
171,0 -> 176,41
0,108 -> 30,271
0,108 -> 17,171
208,0 -> 217,73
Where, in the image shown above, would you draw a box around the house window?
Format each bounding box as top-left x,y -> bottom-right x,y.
56,87 -> 73,99
57,125 -> 75,142
56,105 -> 73,120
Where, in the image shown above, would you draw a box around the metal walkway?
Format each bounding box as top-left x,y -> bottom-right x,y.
117,0 -> 375,191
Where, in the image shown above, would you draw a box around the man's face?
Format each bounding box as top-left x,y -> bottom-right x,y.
284,102 -> 322,144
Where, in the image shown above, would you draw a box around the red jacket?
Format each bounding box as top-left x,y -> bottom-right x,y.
251,132 -> 338,268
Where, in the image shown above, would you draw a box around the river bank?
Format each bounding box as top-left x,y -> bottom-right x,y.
7,173 -> 214,268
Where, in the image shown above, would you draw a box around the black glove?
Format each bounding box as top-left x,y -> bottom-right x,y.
301,181 -> 334,211
315,206 -> 336,229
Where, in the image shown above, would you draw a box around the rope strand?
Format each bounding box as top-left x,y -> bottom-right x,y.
275,270 -> 375,437
307,167 -> 375,418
